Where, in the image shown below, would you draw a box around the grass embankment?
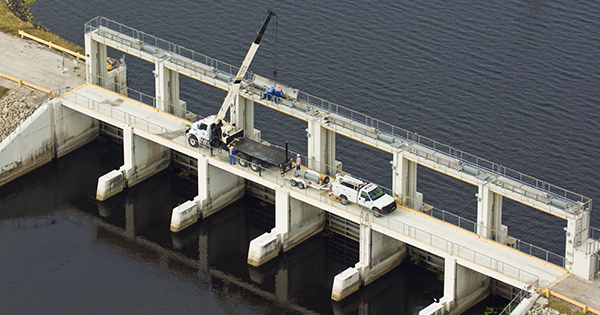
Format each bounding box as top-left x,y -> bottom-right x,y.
0,0 -> 83,54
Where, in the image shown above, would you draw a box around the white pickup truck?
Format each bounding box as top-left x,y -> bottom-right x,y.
330,174 -> 396,217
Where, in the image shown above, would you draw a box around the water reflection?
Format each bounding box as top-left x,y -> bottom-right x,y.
1,137 -> 451,314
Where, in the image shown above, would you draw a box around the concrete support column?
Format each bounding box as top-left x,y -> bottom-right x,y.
51,99 -> 99,158
442,258 -> 490,315
195,156 -> 244,217
154,61 -> 181,116
307,116 -> 336,175
171,156 -> 245,232
248,188 -> 325,267
273,187 -> 290,236
332,214 -> 405,301
197,155 -> 209,202
566,210 -> 595,279
476,183 -> 504,241
97,126 -> 170,201
84,33 -> 107,87
232,95 -> 256,139
392,149 -> 420,210
442,256 -> 457,312
358,214 -> 372,269
360,228 -> 406,286
422,257 -> 492,314
121,126 -> 171,187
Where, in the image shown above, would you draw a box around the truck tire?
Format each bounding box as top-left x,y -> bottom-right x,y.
340,195 -> 348,205
290,179 -> 297,187
372,207 -> 382,218
238,154 -> 249,167
298,182 -> 305,189
250,160 -> 261,172
188,135 -> 199,147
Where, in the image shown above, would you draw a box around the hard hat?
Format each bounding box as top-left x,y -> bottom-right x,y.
297,154 -> 300,156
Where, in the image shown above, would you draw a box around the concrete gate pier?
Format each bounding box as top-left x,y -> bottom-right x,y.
331,213 -> 407,301
247,187 -> 326,267
170,155 -> 245,233
96,125 -> 171,201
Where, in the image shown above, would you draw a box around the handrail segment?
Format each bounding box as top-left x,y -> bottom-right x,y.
83,16 -> 591,217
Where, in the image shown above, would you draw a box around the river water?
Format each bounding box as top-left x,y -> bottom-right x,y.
1,0 -> 598,314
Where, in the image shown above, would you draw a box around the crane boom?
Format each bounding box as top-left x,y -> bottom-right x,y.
215,10 -> 276,124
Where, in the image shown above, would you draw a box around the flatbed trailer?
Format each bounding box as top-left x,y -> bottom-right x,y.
230,138 -> 291,172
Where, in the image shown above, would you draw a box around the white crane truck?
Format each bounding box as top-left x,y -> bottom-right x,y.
330,174 -> 396,217
185,11 -> 290,172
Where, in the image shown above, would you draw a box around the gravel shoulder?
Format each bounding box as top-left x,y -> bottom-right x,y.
0,31 -> 86,142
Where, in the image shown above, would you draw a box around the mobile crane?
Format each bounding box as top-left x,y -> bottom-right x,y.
187,10 -> 276,149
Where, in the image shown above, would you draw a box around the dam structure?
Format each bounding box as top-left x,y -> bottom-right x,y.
1,16 -> 599,314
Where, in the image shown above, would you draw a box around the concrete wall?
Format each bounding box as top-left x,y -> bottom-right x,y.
122,129 -> 170,187
283,197 -> 326,251
199,163 -> 245,218
0,98 -> 98,187
53,99 -> 99,157
453,264 -> 490,314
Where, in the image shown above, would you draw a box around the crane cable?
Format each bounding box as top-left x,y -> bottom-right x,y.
272,14 -> 278,78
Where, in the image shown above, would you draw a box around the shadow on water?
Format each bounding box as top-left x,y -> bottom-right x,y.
0,136 -> 515,314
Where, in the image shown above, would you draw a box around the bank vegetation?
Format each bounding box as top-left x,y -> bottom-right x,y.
0,0 -> 83,54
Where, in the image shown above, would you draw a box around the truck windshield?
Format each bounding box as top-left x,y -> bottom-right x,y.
368,186 -> 385,200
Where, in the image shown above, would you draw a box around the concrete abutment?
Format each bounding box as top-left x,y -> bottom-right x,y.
1,98 -> 98,187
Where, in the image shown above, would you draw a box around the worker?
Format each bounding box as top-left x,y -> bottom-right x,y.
295,154 -> 301,170
263,86 -> 274,101
274,87 -> 282,103
229,145 -> 237,165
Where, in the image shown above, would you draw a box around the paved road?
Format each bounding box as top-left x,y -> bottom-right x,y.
0,31 -> 85,91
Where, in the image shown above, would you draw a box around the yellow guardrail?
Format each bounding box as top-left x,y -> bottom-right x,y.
18,30 -> 85,61
543,288 -> 600,314
0,72 -> 52,95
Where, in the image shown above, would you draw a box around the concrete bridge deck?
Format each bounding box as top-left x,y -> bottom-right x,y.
61,83 -> 568,291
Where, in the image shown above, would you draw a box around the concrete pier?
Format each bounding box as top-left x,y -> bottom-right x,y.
441,256 -> 491,314
248,187 -> 326,266
96,125 -> 171,201
331,214 -> 406,301
170,155 -> 245,232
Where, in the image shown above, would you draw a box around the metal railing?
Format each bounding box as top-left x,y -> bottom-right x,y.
298,91 -> 591,215
73,75 -> 197,123
18,30 -> 85,60
60,87 -> 567,272
83,16 -> 591,215
61,88 -> 547,286
587,226 -> 600,255
498,285 -> 535,315
84,16 -> 255,86
428,206 -> 565,267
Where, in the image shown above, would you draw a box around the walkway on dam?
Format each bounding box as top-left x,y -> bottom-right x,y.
0,31 -> 85,92
61,83 -> 573,293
